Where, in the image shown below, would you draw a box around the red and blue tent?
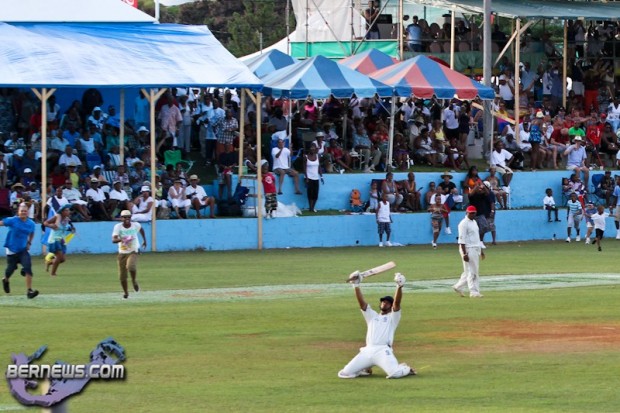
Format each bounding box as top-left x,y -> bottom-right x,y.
241,49 -> 297,79
370,55 -> 495,100
261,55 -> 393,99
339,49 -> 398,76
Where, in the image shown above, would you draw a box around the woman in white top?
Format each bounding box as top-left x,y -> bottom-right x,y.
168,179 -> 191,219
304,146 -> 322,212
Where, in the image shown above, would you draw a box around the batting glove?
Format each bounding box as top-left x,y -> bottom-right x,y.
349,271 -> 362,287
394,272 -> 406,287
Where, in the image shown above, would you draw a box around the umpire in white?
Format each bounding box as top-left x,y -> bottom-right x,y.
453,205 -> 485,298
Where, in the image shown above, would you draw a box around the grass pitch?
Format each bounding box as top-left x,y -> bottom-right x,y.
1,241 -> 619,412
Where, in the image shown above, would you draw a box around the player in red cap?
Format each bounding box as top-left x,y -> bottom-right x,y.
452,205 -> 485,298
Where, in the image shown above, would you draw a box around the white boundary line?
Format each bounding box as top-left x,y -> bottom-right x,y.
1,274 -> 619,308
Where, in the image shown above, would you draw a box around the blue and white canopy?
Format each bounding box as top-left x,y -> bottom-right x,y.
0,22 -> 262,90
261,55 -> 392,99
242,49 -> 298,79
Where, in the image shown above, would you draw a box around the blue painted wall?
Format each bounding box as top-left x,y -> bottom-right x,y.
1,171 -> 615,256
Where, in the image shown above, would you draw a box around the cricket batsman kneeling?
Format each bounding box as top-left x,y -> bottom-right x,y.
338,272 -> 416,379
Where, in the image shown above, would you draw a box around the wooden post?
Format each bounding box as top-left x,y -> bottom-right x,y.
563,20 -> 568,109
31,87 -> 56,222
256,92 -> 263,250
238,88 -> 246,178
142,88 -> 167,252
450,6 -> 456,69
120,89 -> 125,164
514,18 -> 520,132
387,95 -> 396,169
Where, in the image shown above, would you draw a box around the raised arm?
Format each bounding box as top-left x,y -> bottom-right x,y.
393,273 -> 406,312
354,286 -> 368,311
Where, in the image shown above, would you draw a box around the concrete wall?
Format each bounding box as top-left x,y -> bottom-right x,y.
2,171 -> 614,256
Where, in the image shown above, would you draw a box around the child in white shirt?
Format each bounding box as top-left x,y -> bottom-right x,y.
543,188 -> 560,222
591,204 -> 611,252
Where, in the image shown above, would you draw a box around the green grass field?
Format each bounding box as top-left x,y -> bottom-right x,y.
1,241 -> 619,412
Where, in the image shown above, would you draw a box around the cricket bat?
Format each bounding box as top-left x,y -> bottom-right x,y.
345,261 -> 396,283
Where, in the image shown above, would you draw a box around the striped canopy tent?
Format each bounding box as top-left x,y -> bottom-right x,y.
369,55 -> 495,166
241,49 -> 298,79
338,48 -> 398,76
369,55 -> 495,100
261,55 -> 392,99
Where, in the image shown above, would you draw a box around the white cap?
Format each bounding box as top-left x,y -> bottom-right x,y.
499,74 -> 507,80
23,168 -> 32,173
140,185 -> 151,192
137,126 -> 149,133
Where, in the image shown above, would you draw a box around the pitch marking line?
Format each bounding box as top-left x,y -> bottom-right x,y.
1,274 -> 619,308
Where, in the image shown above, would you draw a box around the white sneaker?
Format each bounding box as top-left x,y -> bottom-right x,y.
452,285 -> 464,297
585,238 -> 591,244
379,242 -> 384,247
264,215 -> 271,220
576,235 -> 581,242
385,241 -> 392,247
565,237 -> 571,243
470,293 -> 484,298
432,242 -> 437,249
616,230 -> 620,240
444,227 -> 452,235
480,242 -> 486,249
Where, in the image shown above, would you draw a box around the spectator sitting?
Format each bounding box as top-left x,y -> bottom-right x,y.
85,178 -> 111,221
326,139 -> 353,173
130,186 -> 154,222
381,172 -> 403,212
62,179 -> 91,221
486,167 -> 508,209
271,138 -> 302,195
58,145 -> 82,168
489,140 -> 514,186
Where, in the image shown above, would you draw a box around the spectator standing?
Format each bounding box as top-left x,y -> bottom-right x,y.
376,193 -> 392,247
543,188 -> 560,222
566,192 -> 583,242
260,160 -> 278,219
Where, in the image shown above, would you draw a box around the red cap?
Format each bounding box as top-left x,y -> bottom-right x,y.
601,113 -> 607,118
466,206 -> 477,213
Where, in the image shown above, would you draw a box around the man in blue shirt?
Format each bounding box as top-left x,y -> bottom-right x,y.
0,203 -> 38,299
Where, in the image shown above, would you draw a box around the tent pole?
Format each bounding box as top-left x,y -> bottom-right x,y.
286,0 -> 291,55
155,0 -> 160,21
305,0 -> 309,58
288,99 -> 293,151
350,0 -> 354,56
256,92 -> 263,251
146,88 -> 167,252
562,20 -> 568,109
120,89 -> 125,165
238,88 -> 246,179
514,19 -> 520,131
398,0 -> 404,61
387,95 -> 396,169
450,6 -> 455,69
31,87 -> 55,223
482,0 -> 493,161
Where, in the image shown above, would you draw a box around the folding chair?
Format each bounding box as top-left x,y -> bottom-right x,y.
164,149 -> 194,173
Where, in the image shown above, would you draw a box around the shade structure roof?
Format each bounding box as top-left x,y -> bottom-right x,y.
260,55 -> 393,99
0,22 -> 262,90
339,49 -> 399,76
370,55 -> 495,100
405,0 -> 620,20
242,49 -> 298,79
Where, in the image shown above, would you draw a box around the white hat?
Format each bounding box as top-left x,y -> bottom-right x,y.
93,165 -> 101,170
536,111 -> 544,118
573,136 -> 583,142
499,74 -> 507,80
120,210 -> 132,217
257,159 -> 269,168
137,126 -> 149,133
93,106 -> 102,112
35,151 -> 42,160
483,181 -> 491,189
140,185 -> 150,192
23,168 -> 32,173
90,178 -> 99,183
315,131 -> 325,138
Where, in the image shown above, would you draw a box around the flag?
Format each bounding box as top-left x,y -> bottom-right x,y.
121,0 -> 138,8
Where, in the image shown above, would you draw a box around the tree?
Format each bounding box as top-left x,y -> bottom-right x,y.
227,0 -> 293,57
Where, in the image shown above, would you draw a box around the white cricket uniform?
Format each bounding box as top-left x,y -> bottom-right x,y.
338,305 -> 412,379
454,217 -> 482,296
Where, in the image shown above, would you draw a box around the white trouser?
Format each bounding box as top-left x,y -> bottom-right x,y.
454,246 -> 481,296
338,345 -> 412,379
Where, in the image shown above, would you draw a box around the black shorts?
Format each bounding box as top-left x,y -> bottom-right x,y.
5,250 -> 33,278
595,228 -> 604,239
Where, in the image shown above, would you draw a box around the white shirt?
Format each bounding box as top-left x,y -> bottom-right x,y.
185,185 -> 207,200
362,305 -> 401,347
63,187 -> 84,203
443,107 -> 459,129
86,187 -> 106,202
591,212 -> 610,230
59,153 -> 82,167
543,195 -> 556,208
458,217 -> 481,247
112,222 -> 142,254
490,149 -> 513,167
109,189 -> 129,201
376,200 -> 391,223
272,146 -> 291,170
